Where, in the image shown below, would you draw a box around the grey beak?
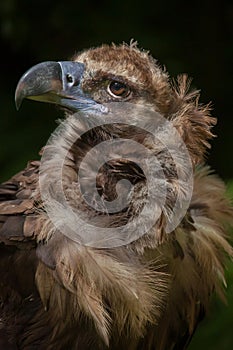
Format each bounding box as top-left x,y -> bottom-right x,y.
15,61 -> 85,110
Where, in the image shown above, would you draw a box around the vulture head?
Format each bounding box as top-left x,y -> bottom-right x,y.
16,43 -> 214,162
0,42 -> 231,349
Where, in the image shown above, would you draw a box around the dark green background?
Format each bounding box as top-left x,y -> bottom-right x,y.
0,0 -> 232,348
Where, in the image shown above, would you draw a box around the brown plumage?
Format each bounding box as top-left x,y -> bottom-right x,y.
0,42 -> 232,349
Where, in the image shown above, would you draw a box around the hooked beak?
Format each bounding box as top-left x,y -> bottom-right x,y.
15,61 -> 107,114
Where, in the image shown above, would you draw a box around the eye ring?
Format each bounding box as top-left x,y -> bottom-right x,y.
107,81 -> 131,99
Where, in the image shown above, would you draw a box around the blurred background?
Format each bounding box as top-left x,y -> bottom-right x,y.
0,0 -> 232,348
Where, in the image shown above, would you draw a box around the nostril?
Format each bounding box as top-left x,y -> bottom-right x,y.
66,74 -> 73,83
59,61 -> 85,88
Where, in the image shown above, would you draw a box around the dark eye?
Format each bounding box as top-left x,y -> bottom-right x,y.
107,81 -> 131,98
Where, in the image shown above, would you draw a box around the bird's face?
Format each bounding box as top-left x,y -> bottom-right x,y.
15,43 -> 215,168
15,44 -> 172,116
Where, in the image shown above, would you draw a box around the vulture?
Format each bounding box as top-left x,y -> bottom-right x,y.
0,42 -> 232,350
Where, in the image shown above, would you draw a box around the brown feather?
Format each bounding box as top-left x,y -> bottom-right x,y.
0,42 -> 232,349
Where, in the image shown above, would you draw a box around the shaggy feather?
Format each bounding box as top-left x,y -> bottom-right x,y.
0,42 -> 232,349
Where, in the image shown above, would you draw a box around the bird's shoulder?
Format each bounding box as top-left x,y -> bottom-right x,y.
0,160 -> 48,349
0,160 -> 41,293
0,160 -> 41,247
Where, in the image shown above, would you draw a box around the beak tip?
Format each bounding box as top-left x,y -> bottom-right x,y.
15,103 -> 21,111
15,86 -> 23,111
14,61 -> 63,111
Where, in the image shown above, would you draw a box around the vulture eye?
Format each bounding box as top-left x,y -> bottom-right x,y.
107,81 -> 131,98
